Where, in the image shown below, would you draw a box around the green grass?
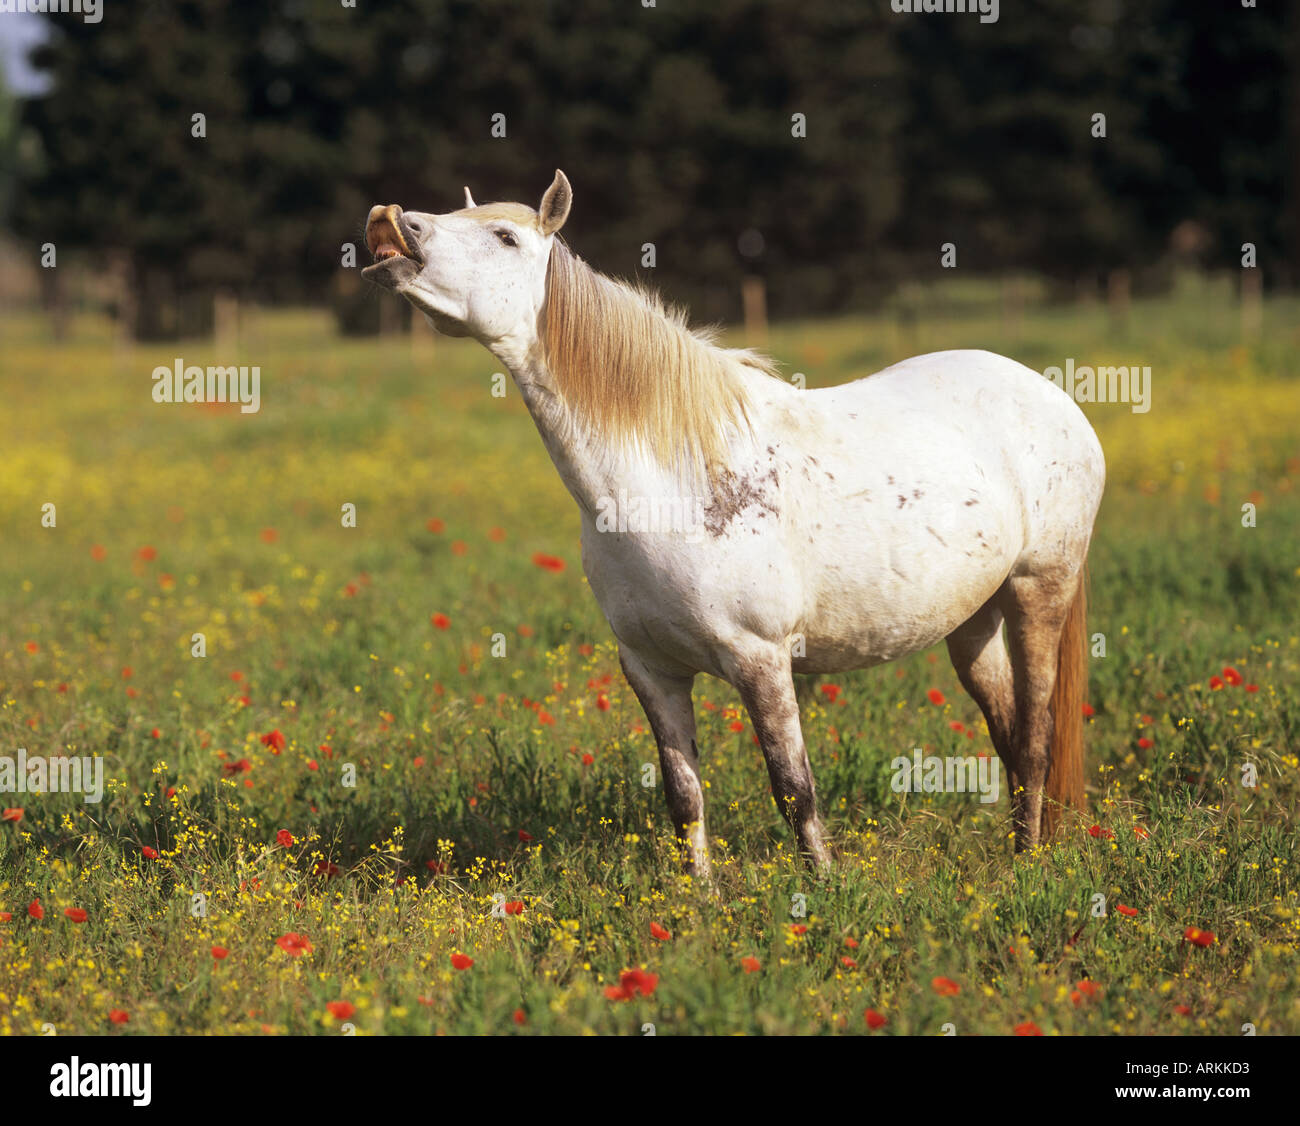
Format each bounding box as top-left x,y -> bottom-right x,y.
0,279 -> 1297,1035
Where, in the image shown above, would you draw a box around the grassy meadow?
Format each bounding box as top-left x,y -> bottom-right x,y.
0,274 -> 1297,1036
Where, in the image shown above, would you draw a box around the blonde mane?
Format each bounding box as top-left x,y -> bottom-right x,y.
540,240 -> 778,484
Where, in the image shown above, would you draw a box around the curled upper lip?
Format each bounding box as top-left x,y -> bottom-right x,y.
364,204 -> 424,266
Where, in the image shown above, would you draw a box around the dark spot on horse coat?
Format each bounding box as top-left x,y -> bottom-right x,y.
704,466 -> 780,537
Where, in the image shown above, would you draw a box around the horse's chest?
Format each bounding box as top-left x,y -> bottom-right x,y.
580,512 -> 786,675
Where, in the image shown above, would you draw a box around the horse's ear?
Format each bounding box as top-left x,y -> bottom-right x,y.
538,169 -> 572,236
463,186 -> 476,209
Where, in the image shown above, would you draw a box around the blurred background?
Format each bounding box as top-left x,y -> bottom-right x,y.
0,0 -> 1295,339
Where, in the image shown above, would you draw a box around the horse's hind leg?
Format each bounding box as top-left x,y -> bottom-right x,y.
727,646 -> 832,871
945,594 -> 1021,833
1001,570 -> 1079,850
619,647 -> 711,881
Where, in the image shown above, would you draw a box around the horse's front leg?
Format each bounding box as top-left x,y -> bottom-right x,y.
618,647 -> 711,882
728,646 -> 832,871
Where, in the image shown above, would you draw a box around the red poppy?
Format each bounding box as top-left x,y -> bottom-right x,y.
650,922 -> 671,941
582,752 -> 595,766
513,1008 -> 527,1024
1075,979 -> 1101,999
108,1009 -> 129,1025
223,758 -> 252,775
531,552 -> 566,572
844,937 -> 859,949
790,924 -> 808,935
28,899 -> 44,920
949,721 -> 965,732
314,861 -> 341,879
1087,824 -> 1115,840
1244,683 -> 1259,693
931,976 -> 960,996
604,968 -> 658,1000
1208,676 -> 1224,690
137,545 -> 157,561
0,912 -> 11,922
211,945 -> 229,960
1013,1021 -> 1042,1036
1184,926 -> 1216,947
276,932 -> 313,957
927,689 -> 945,706
1081,702 -> 1095,717
276,829 -> 294,848
741,956 -> 761,973
1172,1004 -> 1191,1016
1222,666 -> 1242,686
426,518 -> 445,533
840,956 -> 858,968
729,720 -> 745,732
504,901 -> 525,917
64,907 -> 88,923
596,694 -> 610,711
820,684 -> 842,703
326,1001 -> 355,1020
141,846 -> 159,859
518,830 -> 534,842
865,1008 -> 887,1030
260,729 -> 286,752
451,953 -> 474,970
431,613 -> 451,630
1137,736 -> 1153,750
1,808 -> 22,823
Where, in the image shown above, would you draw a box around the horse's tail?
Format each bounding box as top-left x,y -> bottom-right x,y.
1044,565 -> 1088,838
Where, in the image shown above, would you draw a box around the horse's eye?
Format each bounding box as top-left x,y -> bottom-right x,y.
495,229 -> 518,248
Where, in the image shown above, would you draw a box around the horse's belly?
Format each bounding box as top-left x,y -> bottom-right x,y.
791,533 -> 1016,673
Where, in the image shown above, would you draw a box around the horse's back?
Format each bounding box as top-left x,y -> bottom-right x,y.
802,348 -> 1104,517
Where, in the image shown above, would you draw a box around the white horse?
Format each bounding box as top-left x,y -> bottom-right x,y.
364,171 -> 1105,879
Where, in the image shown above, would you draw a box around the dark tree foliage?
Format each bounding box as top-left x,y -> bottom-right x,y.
9,0 -> 1292,337
890,0 -> 1292,290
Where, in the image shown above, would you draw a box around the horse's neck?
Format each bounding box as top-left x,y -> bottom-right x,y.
495,343 -> 631,517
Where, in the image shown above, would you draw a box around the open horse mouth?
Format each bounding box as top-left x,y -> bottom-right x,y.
363,204 -> 423,268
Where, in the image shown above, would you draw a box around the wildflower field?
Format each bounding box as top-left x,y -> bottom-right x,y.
1,276 -> 1297,1036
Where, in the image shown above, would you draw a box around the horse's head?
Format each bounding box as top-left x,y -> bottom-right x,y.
362,169 -> 572,349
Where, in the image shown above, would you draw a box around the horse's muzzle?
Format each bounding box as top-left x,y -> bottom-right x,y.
364,205 -> 424,266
